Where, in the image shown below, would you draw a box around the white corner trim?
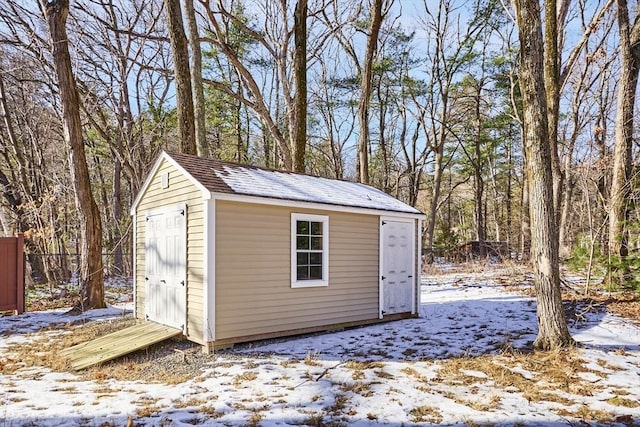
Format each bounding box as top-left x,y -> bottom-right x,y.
203,198 -> 216,342
416,218 -> 423,317
132,213 -> 137,319
378,217 -> 384,319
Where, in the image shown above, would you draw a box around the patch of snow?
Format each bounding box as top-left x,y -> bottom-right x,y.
215,164 -> 423,214
1,268 -> 639,426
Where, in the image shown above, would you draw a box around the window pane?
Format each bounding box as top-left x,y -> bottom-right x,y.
309,266 -> 322,280
297,236 -> 309,250
309,252 -> 322,265
311,237 -> 323,250
297,266 -> 308,280
311,221 -> 323,235
297,221 -> 309,235
297,252 -> 309,266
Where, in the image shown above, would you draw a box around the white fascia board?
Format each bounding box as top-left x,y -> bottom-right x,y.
129,151 -> 211,215
212,192 -> 426,220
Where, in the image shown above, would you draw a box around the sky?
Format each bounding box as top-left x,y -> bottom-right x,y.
1,264 -> 639,426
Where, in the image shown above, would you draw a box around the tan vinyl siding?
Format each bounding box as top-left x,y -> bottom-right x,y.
215,200 -> 379,340
134,160 -> 205,342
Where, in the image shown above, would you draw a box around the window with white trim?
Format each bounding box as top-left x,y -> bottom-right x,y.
291,213 -> 329,287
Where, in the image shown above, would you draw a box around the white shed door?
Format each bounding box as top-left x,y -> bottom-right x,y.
381,220 -> 414,315
145,205 -> 186,330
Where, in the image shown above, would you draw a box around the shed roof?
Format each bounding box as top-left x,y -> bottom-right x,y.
140,151 -> 424,216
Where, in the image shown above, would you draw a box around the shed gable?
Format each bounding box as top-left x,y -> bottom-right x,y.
133,158 -> 206,343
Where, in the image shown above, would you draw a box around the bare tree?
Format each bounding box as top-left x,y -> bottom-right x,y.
199,0 -> 308,169
309,47 -> 355,179
0,42 -> 76,284
41,0 -> 105,310
418,0 -> 489,260
184,0 -> 209,157
557,17 -> 617,257
356,0 -> 388,184
164,0 -> 197,154
608,0 -> 640,285
292,0 -> 308,172
552,0 -> 615,232
513,0 -> 573,349
544,0 -> 564,222
74,0 -> 171,192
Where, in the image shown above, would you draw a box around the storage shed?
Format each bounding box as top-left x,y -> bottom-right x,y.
131,151 -> 425,351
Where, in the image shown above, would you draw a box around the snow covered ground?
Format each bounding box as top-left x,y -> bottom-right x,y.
1,266 -> 639,426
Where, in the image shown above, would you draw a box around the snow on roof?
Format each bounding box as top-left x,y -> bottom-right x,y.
168,152 -> 423,215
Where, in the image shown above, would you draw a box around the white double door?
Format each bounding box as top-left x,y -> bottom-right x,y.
145,205 -> 186,330
381,220 -> 415,315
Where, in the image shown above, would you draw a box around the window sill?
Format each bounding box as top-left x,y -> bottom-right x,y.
291,280 -> 328,288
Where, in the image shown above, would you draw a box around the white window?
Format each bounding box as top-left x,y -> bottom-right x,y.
291,213 -> 329,288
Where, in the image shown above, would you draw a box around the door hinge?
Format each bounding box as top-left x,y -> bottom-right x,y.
180,209 -> 185,216
145,276 -> 149,281
181,280 -> 185,286
381,275 -> 386,280
382,221 -> 386,225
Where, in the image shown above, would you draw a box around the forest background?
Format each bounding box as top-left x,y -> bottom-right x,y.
0,0 -> 638,302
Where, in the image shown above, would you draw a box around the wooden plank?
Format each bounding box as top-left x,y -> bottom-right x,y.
60,322 -> 181,370
60,323 -> 177,358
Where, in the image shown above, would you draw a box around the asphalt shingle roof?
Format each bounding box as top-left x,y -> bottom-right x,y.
168,152 -> 423,215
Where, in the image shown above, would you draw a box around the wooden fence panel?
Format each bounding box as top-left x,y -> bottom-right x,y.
0,234 -> 24,314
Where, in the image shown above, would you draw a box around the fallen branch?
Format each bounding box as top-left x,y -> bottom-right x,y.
315,361 -> 347,382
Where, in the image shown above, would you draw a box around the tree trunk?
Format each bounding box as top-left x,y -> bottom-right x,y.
505,139 -> 513,248
292,0 -> 308,173
513,0 -> 573,349
164,0 -> 197,154
473,83 -> 485,254
184,0 -> 208,157
112,157 -> 124,275
520,147 -> 531,260
424,145 -> 445,262
356,0 -> 384,184
608,0 -> 640,285
42,0 -> 105,310
558,176 -> 576,259
544,0 -> 564,226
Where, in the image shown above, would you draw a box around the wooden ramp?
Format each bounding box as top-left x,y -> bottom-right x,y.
60,322 -> 182,370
